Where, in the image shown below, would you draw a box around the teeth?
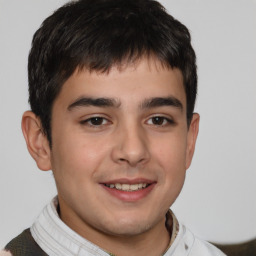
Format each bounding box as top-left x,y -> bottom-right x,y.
105,183 -> 149,191
116,183 -> 122,190
122,184 -> 130,191
130,184 -> 138,190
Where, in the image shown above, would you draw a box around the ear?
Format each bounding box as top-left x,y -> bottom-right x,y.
185,113 -> 200,169
21,111 -> 52,171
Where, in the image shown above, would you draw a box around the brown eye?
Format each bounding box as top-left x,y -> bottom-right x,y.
89,117 -> 105,125
80,116 -> 109,126
146,116 -> 174,126
152,117 -> 165,125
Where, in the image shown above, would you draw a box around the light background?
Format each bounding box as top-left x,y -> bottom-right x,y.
0,0 -> 255,247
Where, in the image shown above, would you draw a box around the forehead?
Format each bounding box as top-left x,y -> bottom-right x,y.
54,57 -> 186,109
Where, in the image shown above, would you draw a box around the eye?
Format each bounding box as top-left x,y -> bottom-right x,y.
146,116 -> 174,126
80,117 -> 109,126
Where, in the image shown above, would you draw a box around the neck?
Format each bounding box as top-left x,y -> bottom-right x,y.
61,209 -> 171,256
100,218 -> 171,256
58,198 -> 172,256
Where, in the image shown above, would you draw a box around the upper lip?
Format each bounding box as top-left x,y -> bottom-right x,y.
100,178 -> 156,185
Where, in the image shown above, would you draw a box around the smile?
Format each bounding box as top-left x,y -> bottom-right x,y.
104,183 -> 148,191
101,179 -> 156,201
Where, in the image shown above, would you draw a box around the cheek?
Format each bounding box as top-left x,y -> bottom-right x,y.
151,133 -> 187,169
150,136 -> 187,210
51,132 -> 110,181
150,132 -> 187,194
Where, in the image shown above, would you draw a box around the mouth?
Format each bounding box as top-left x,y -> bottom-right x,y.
103,183 -> 150,192
100,179 -> 156,201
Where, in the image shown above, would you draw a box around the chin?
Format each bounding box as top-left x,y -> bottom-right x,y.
99,215 -> 156,237
106,224 -> 150,237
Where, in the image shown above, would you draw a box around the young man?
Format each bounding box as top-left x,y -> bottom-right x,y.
3,0 -> 225,255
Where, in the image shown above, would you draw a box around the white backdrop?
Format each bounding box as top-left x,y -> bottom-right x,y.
0,0 -> 256,247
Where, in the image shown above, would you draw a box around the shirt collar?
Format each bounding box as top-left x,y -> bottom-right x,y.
31,196 -> 179,256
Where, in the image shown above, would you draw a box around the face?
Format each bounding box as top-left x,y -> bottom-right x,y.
33,58 -> 199,241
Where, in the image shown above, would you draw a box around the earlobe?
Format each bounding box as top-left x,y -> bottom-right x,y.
21,111 -> 52,171
185,113 -> 200,170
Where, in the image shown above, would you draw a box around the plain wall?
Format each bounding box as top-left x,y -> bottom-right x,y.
0,0 -> 256,247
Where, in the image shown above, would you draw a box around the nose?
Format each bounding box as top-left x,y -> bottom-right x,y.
111,124 -> 150,167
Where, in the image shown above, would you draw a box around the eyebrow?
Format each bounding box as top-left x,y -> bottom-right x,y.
67,96 -> 183,111
141,97 -> 183,111
68,97 -> 120,110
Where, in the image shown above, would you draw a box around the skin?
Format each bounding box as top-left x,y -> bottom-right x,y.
22,57 -> 199,256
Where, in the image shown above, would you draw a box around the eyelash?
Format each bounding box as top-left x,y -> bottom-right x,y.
80,116 -> 110,127
80,115 -> 175,128
146,116 -> 175,126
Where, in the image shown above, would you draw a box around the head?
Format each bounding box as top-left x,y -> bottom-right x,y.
28,0 -> 197,146
22,0 -> 199,251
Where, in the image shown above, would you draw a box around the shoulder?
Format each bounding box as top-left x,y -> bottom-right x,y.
172,224 -> 226,256
183,225 -> 226,256
190,237 -> 226,256
4,229 -> 47,256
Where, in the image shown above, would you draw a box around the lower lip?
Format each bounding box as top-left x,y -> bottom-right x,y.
101,183 -> 156,202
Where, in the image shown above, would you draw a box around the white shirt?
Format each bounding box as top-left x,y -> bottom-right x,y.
30,197 -> 226,256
